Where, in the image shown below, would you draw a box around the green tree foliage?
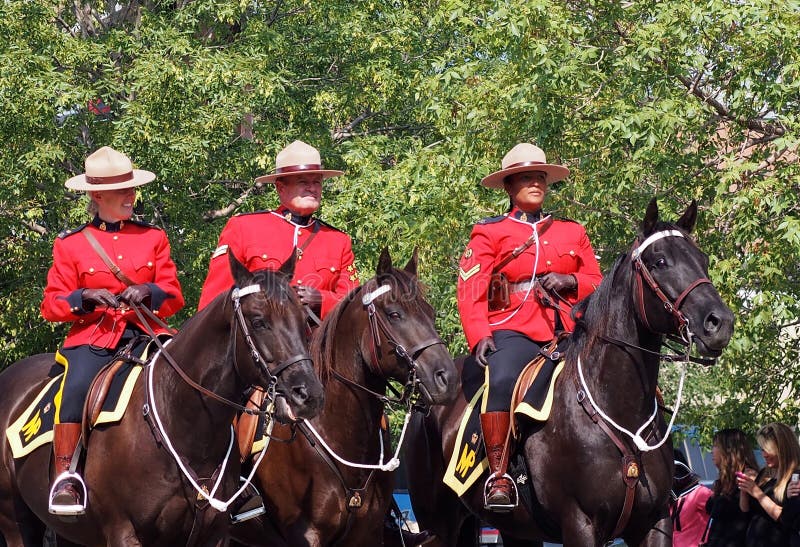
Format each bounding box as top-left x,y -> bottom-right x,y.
1,0 -> 798,441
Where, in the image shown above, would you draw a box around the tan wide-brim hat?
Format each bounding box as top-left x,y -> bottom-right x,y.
65,146 -> 155,191
480,143 -> 570,189
254,140 -> 344,184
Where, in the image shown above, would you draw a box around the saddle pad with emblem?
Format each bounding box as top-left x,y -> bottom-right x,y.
443,353 -> 563,497
6,361 -> 142,459
443,383 -> 488,497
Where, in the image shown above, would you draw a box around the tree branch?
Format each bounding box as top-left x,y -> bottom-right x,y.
202,181 -> 265,221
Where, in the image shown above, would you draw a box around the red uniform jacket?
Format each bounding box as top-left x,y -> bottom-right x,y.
41,218 -> 185,349
457,208 -> 602,350
198,208 -> 359,315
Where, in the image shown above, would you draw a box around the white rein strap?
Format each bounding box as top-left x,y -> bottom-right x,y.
577,355 -> 687,452
144,283 -> 270,512
301,410 -> 412,471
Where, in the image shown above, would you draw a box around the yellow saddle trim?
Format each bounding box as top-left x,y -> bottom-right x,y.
513,361 -> 564,422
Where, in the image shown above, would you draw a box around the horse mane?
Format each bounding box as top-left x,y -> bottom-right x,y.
312,267 -> 430,385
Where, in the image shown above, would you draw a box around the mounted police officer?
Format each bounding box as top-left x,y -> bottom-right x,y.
41,146 -> 184,515
456,143 -> 602,512
198,140 -> 359,318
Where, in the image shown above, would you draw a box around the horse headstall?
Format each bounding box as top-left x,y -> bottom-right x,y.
629,230 -> 711,348
231,284 -> 312,394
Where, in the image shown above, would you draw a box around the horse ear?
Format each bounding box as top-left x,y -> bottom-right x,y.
228,252 -> 252,287
279,250 -> 297,277
403,247 -> 419,277
377,247 -> 392,275
641,198 -> 659,236
676,200 -> 698,234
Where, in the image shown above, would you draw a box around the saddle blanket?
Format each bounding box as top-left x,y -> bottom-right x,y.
6,361 -> 142,459
443,357 -> 564,497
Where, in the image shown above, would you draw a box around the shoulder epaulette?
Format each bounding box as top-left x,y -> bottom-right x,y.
316,218 -> 344,233
57,222 -> 89,239
477,214 -> 508,225
129,218 -> 161,230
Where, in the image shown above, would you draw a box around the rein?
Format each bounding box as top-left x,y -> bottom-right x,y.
572,228 -> 713,538
138,284 -> 309,511
133,285 -> 311,416
299,282 -> 442,508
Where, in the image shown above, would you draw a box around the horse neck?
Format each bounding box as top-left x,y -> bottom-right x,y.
578,275 -> 664,418
148,298 -> 244,454
316,300 -> 387,456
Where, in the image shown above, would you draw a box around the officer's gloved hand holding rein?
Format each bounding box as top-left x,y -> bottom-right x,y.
294,284 -> 323,315
81,288 -> 118,311
119,284 -> 152,307
539,272 -> 577,293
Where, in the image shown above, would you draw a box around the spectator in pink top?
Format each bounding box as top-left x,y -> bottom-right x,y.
671,449 -> 714,547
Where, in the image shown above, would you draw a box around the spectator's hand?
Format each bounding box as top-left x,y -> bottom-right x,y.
119,284 -> 152,307
736,470 -> 759,497
474,336 -> 496,367
294,284 -> 322,315
789,476 -> 800,498
81,288 -> 118,310
539,272 -> 577,293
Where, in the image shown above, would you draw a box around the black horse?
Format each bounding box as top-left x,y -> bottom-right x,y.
0,254 -> 324,547
405,199 -> 734,546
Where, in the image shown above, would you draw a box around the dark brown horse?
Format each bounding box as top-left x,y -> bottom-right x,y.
230,248 -> 460,547
0,254 -> 324,547
404,199 -> 735,546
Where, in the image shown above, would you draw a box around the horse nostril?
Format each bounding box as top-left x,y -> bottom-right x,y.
292,385 -> 309,404
704,312 -> 721,334
434,369 -> 449,391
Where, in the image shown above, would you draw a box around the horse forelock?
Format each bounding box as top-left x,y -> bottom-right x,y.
250,268 -> 296,313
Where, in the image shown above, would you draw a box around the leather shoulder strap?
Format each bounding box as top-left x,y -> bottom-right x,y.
492,215 -> 554,274
82,230 -> 135,286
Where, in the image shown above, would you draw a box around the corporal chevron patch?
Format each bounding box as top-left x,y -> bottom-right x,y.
458,264 -> 480,281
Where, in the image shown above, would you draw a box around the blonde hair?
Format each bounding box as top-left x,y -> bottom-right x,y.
756,422 -> 800,502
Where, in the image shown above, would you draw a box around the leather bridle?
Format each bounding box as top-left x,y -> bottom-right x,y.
134,283 -> 311,416
332,282 -> 445,407
631,229 -> 711,345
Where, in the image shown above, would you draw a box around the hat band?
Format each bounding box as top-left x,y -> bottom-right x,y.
505,161 -> 545,169
274,164 -> 322,175
85,172 -> 135,185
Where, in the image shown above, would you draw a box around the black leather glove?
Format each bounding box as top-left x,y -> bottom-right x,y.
119,284 -> 152,307
81,288 -> 119,310
474,336 -> 496,367
294,284 -> 322,315
539,272 -> 577,293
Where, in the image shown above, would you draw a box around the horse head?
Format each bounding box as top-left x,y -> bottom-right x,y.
357,247 -> 459,406
631,198 -> 734,357
228,252 -> 325,421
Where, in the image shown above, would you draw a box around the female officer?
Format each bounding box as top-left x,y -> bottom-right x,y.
41,146 -> 184,515
457,143 -> 602,511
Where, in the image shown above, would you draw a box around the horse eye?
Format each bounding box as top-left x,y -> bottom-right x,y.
251,317 -> 269,330
387,310 -> 402,320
